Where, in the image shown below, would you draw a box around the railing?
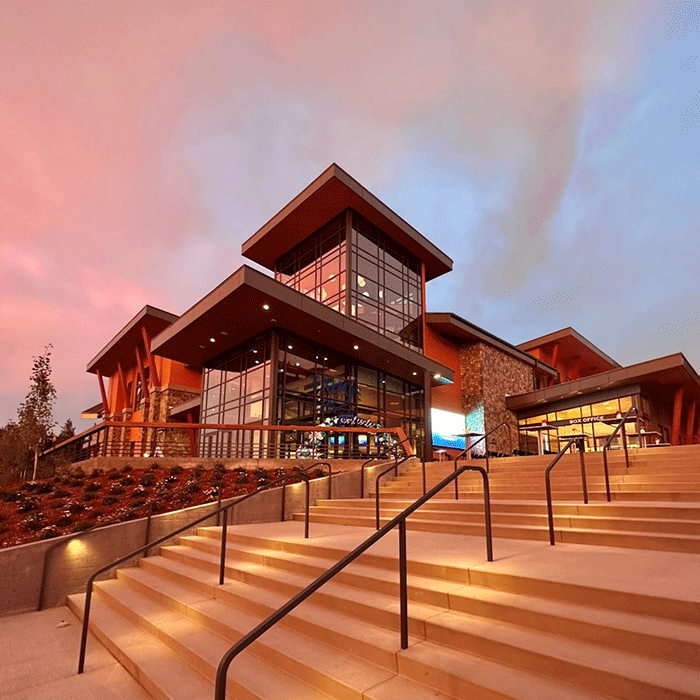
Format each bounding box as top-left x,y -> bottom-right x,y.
78,463 -> 327,673
601,407 -> 637,502
360,457 -> 397,497
544,437 -> 587,546
452,422 -> 512,499
213,460 -> 493,700
374,455 -> 414,529
42,421 -> 412,464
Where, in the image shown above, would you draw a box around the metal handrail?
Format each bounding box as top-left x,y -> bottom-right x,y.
374,455 -> 413,529
77,465 -> 319,674
452,422 -> 512,499
601,407 -> 637,501
360,457 -> 394,498
213,460 -> 493,700
545,437 -> 587,546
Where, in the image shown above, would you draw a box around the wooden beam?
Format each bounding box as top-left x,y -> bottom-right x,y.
686,400 -> 696,445
671,386 -> 684,446
116,361 -> 131,410
141,326 -> 160,388
96,369 -> 110,418
134,346 -> 150,400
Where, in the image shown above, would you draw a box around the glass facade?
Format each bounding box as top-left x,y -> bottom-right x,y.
350,212 -> 423,350
517,395 -> 641,454
274,214 -> 347,315
276,330 -> 424,458
199,329 -> 425,458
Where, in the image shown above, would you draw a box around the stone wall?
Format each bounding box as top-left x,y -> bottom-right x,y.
460,342 -> 534,455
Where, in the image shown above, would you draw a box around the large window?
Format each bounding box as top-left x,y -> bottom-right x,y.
350,212 -> 423,350
275,214 -> 347,314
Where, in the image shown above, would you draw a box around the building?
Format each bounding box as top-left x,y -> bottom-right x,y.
83,164 -> 700,460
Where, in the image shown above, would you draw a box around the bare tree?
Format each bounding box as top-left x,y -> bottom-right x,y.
18,345 -> 57,480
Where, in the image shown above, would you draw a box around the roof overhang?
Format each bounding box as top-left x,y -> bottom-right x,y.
80,402 -> 104,420
516,327 -> 620,372
241,164 -> 453,281
506,353 -> 700,412
151,266 -> 453,387
87,305 -> 179,376
426,312 -> 558,376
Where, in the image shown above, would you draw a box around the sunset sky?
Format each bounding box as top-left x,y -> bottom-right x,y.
1,1 -> 699,429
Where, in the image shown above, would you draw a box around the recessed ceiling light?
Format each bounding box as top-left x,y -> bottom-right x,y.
199,345 -> 205,349
253,349 -> 257,354
262,304 -> 270,310
412,372 -> 417,376
288,345 -> 293,350
220,331 -> 228,336
210,338 -> 216,343
353,345 -> 359,350
296,362 -> 300,366
323,357 -> 327,361
255,360 -> 260,364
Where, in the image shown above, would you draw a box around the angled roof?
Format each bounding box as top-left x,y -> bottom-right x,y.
506,353 -> 700,412
241,164 -> 453,281
151,265 -> 453,387
516,327 -> 620,372
426,312 -> 558,376
86,305 -> 178,376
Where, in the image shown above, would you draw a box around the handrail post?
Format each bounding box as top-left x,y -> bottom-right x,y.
398,519 -> 408,649
219,508 -> 228,585
77,579 -> 95,673
281,482 -> 286,521
545,467 -> 556,546
421,458 -> 426,496
304,477 -> 310,539
453,458 -> 459,500
144,503 -> 153,558
578,438 -> 588,504
485,436 -> 490,473
602,447 -> 612,502
621,420 -> 630,470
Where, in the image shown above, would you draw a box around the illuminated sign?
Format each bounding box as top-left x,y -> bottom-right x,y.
431,408 -> 467,449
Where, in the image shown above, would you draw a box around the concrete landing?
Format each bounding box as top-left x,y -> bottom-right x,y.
233,520 -> 700,603
0,605 -> 152,700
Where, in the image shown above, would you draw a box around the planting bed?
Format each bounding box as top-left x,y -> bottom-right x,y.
0,462 -> 327,549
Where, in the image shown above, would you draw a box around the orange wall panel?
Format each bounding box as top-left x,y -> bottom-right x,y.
424,324 -> 462,414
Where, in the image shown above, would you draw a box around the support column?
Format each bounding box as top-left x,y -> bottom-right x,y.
141,326 -> 160,388
671,386 -> 684,446
96,370 -> 110,417
686,400 -> 697,445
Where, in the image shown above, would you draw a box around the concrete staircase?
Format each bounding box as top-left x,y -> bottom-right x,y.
66,445 -> 700,699
302,445 -> 700,554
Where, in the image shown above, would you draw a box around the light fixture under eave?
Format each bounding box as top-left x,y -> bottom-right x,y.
434,373 -> 441,379
209,338 -> 216,343
262,304 -> 270,310
199,345 -> 205,349
412,372 -> 417,376
220,331 -> 228,336
353,345 -> 359,350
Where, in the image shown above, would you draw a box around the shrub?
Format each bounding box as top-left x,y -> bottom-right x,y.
121,464 -> 132,473
17,498 -> 40,513
84,481 -> 101,492
150,462 -> 160,470
20,481 -> 37,492
40,526 -> 59,540
35,482 -> 53,494
213,463 -> 226,478
55,514 -> 72,527
69,479 -> 84,488
24,513 -> 44,531
73,467 -> 86,478
163,475 -> 178,485
107,469 -> 121,480
139,473 -> 155,487
92,509 -> 104,519
108,485 -> 125,495
102,495 -> 118,506
82,492 -> 96,502
120,476 -> 134,486
73,521 -> 95,533
253,468 -> 267,479
1,491 -> 21,502
235,475 -> 249,484
52,487 -> 70,498
193,464 -> 205,478
131,487 -> 148,498
312,468 -> 325,479
90,468 -> 103,478
131,498 -> 147,509
66,501 -> 85,514
183,480 -> 200,494
50,500 -> 66,510
169,465 -> 183,476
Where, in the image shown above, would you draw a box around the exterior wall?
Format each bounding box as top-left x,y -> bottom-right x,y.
424,325 -> 462,414
460,343 -> 534,455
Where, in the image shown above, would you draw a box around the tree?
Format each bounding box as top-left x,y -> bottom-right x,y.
0,421 -> 30,484
17,345 -> 57,480
57,418 -> 75,443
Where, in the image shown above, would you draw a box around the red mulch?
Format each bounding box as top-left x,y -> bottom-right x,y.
0,463 -> 325,549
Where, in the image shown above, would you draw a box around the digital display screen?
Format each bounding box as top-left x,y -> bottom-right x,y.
431,408 -> 467,449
